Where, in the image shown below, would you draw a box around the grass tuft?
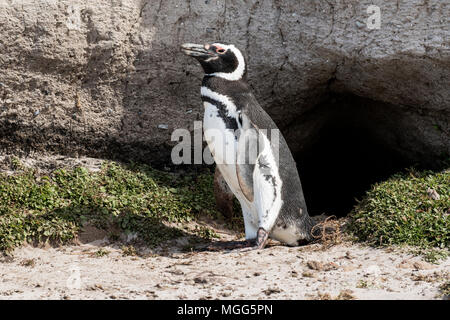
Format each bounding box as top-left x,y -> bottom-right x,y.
2,160 -> 448,256
0,161 -> 218,253
347,168 -> 449,249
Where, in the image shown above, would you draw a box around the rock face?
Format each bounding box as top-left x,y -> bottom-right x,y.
0,0 -> 449,167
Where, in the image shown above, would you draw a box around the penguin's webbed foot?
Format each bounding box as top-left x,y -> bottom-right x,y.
206,228 -> 269,252
236,228 -> 269,252
255,227 -> 269,249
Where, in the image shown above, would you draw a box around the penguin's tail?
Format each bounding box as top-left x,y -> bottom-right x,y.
294,209 -> 315,245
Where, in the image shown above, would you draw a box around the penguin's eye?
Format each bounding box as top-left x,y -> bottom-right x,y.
216,48 -> 226,54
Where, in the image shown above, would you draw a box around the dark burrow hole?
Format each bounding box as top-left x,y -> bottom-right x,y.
298,124 -> 409,217
295,94 -> 445,218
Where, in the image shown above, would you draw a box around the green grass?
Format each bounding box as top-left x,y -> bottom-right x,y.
94,248 -> 110,257
347,168 -> 449,249
1,160 -> 449,256
0,161 -> 219,253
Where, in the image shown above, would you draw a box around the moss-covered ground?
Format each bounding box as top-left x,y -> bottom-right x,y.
0,161 -> 220,252
1,159 -> 448,258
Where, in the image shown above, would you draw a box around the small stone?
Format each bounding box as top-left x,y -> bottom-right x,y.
307,260 -> 323,271
307,260 -> 337,271
364,265 -> 381,275
193,277 -> 207,284
263,287 -> 282,296
397,260 -> 412,269
343,265 -> 358,272
158,124 -> 168,130
336,289 -> 356,300
20,258 -> 36,267
427,188 -> 440,200
355,20 -> 365,29
302,271 -> 317,278
345,251 -> 355,259
397,259 -> 415,269
413,261 -> 435,270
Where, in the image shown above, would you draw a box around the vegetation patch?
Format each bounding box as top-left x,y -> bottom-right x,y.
347,168 -> 449,250
0,161 -> 219,253
93,248 -> 110,257
2,159 -> 449,257
439,281 -> 450,298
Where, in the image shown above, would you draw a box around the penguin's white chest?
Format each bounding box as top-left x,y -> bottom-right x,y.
203,102 -> 238,167
203,102 -> 241,191
202,96 -> 286,241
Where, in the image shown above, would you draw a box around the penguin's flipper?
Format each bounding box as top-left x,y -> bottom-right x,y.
235,125 -> 260,202
253,132 -> 283,235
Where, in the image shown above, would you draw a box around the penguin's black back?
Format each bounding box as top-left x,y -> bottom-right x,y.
202,76 -> 311,228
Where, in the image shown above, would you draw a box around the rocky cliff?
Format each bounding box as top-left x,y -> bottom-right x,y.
0,0 -> 448,167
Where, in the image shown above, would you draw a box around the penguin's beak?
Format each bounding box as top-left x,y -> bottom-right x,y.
181,43 -> 212,58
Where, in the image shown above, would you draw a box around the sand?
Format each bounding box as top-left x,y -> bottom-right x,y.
1,237 -> 448,300
0,154 -> 448,300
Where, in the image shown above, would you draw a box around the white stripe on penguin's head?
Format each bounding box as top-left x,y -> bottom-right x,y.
207,43 -> 246,81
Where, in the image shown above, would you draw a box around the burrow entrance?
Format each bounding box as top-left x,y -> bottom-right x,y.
294,93 -> 447,217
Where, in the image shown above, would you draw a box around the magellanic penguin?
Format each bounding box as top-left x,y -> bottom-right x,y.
181,42 -> 314,249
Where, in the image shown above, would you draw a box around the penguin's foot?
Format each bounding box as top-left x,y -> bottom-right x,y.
236,228 -> 269,252
205,228 -> 269,252
255,227 -> 269,249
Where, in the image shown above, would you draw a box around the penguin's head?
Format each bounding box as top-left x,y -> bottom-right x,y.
181,43 -> 246,81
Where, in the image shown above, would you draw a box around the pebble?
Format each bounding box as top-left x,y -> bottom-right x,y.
355,20 -> 365,29
427,188 -> 440,200
397,260 -> 435,270
413,261 -> 435,270
364,265 -> 381,275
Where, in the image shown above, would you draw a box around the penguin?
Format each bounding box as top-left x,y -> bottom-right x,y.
181,42 -> 314,249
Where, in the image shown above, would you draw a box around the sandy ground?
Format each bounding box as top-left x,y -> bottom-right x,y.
1,236 -> 448,300
0,154 -> 448,300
